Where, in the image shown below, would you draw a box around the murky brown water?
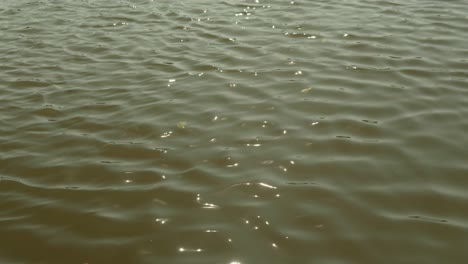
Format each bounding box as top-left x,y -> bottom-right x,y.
1,0 -> 468,263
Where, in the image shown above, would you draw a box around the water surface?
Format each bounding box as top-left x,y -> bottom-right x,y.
1,0 -> 468,263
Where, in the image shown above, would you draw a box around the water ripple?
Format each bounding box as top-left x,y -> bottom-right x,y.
1,0 -> 468,263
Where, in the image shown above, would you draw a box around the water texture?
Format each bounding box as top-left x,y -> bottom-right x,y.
1,0 -> 468,263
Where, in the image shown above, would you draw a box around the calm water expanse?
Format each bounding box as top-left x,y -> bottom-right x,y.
1,0 -> 468,263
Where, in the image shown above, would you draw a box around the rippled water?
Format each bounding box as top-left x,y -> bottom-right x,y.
1,0 -> 468,263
